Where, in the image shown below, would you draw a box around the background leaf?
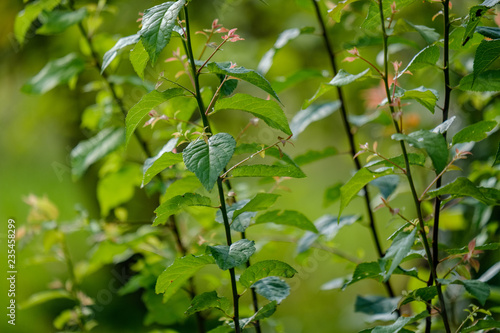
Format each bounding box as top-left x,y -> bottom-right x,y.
154,193 -> 212,226
102,34 -> 140,73
37,8 -> 87,35
255,210 -> 318,232
185,291 -> 231,316
290,102 -> 341,137
14,0 -> 63,44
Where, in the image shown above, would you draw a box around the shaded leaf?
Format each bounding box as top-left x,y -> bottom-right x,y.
19,290 -> 72,309
399,286 -> 437,306
476,26 -> 500,39
154,193 -> 212,226
213,94 -> 291,135
232,193 -> 280,220
70,127 -> 125,179
462,5 -> 489,45
365,153 -> 426,169
142,139 -> 183,187
398,45 -> 440,78
494,142 -> 500,166
439,279 -> 490,305
380,228 -> 417,281
185,291 -> 231,316
452,120 -> 497,145
102,34 -> 140,73
459,70 -> 500,92
474,39 -> 500,80
371,175 -> 400,199
355,295 -> 399,315
405,21 -> 440,44
230,164 -> 306,178
183,133 -> 236,191
215,199 -> 256,232
362,0 -> 415,30
255,210 -> 318,233
427,177 -> 500,206
252,276 -> 290,303
239,260 -> 297,288
15,0 -> 63,44
239,301 -> 278,329
37,8 -> 87,35
329,69 -> 370,87
365,311 -> 428,333
208,239 -> 256,270
462,320 -> 500,333
22,53 -> 85,94
290,102 -> 341,137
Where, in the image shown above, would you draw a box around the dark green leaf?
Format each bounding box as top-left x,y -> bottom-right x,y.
427,177 -> 500,206
208,239 -> 256,270
252,276 -> 290,303
452,120 -> 497,145
232,193 -> 280,220
255,210 -> 318,233
339,168 -> 394,218
126,88 -> 186,145
15,0 -> 63,44
366,311 -> 428,333
462,320 -> 500,333
156,255 -> 215,301
102,34 -> 140,73
392,130 -> 448,172
139,0 -> 186,64
130,40 -> 150,80
70,127 -> 125,179
439,279 -> 490,305
142,139 -> 183,187
215,199 -> 256,232
362,0 -> 415,30
459,70 -> 500,92
476,26 -> 500,39
493,142 -> 500,166
290,102 -> 341,137
399,286 -> 437,306
230,164 -> 306,178
185,291 -> 231,316
183,133 -> 236,191
355,295 -> 399,315
213,94 -> 291,135
239,260 -> 297,288
37,8 -> 87,35
22,53 -> 85,94
474,39 -> 500,80
371,175 -> 400,199
343,262 -> 383,289
399,45 -> 440,78
206,62 -> 280,101
462,5 -> 489,45
380,228 -> 417,281
153,193 -> 212,226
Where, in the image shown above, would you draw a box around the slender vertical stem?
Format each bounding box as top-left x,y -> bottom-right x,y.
377,1 -> 451,331
310,0 -> 396,298
184,6 -> 241,331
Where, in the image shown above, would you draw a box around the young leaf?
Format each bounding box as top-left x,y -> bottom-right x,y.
130,40 -> 150,80
329,69 -> 370,87
207,239 -> 256,270
294,147 -> 338,166
213,94 -> 291,135
185,291 -> 231,316
232,193 -> 280,220
355,295 -> 399,315
452,120 -> 497,145
474,39 -> 500,80
153,193 -> 213,226
398,45 -> 440,78
142,139 -> 183,187
183,133 -> 236,191
255,210 -> 318,233
139,0 -> 186,64
14,0 -> 63,44
102,34 -> 140,73
231,164 -> 306,178
392,130 -> 448,173
439,279 -> 490,305
239,260 -> 297,288
125,88 -> 186,146
380,228 -> 417,281
290,102 -> 341,137
37,8 -> 87,35
252,276 -> 290,303
206,62 -> 280,101
155,255 -> 215,302
70,127 -> 125,179
426,177 -> 500,206
459,70 -> 500,92
21,53 -> 85,94
339,168 -> 394,218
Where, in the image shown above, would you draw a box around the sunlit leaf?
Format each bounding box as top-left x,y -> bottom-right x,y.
208,239 -> 256,270
462,320 -> 500,333
363,311 -> 428,333
452,120 -> 497,145
427,177 -> 500,206
102,34 -> 140,73
362,0 -> 415,31
398,45 -> 440,78
399,286 -> 437,306
255,210 -> 318,232
19,290 -> 73,309
15,0 -> 63,44
154,193 -> 212,226
239,260 -> 297,288
462,5 -> 489,45
142,139 -> 183,187
230,164 -> 306,178
37,8 -> 87,35
130,40 -> 150,80
459,70 -> 500,92
328,0 -> 360,22
252,276 -> 290,303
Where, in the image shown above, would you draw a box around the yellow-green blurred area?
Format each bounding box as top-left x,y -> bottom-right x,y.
1,0 -> 500,332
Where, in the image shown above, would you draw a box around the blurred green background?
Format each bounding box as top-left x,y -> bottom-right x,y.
1,0 -> 499,332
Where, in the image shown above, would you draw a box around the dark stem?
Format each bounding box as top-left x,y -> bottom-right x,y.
311,0 -> 396,298
377,1 -> 451,331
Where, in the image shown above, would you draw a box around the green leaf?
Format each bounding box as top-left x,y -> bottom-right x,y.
255,210 -> 318,233
476,26 -> 500,39
232,193 -> 280,220
70,127 -> 125,179
493,142 -> 500,166
130,40 -> 150,80
183,133 -> 236,191
371,175 -> 400,199
206,62 -> 280,101
139,0 -> 186,64
185,291 -> 231,316
37,8 -> 87,35
142,140 -> 183,187
366,311 -> 428,333
19,290 -> 73,310
231,164 -> 306,178
163,176 -> 202,201
355,295 -> 399,315
290,102 -> 341,137
459,70 -> 500,92
366,153 -> 426,169
239,260 -> 297,288
362,0 -> 415,31
400,286 -> 437,306
343,262 -> 383,288
102,34 -> 140,73
252,276 -> 290,303
154,193 -> 212,226
427,177 -> 500,206
328,0 -> 360,22
329,69 -> 370,86
213,94 -> 291,135
207,326 -> 233,333
207,239 -> 256,270
294,147 -> 337,166
215,199 -> 256,232
439,279 -> 490,305
156,255 -> 215,302
97,164 -> 142,216
403,87 -> 439,113
272,69 -> 325,93
405,20 -> 440,44
21,53 -> 85,94
398,45 -> 440,78
462,320 -> 500,333
126,88 -> 186,146
474,39 -> 500,80
380,228 -> 417,281
14,0 -> 63,44
392,130 -> 448,173
339,168 -> 394,218
463,5 -> 489,46
324,183 -> 342,207
240,301 -> 278,328
452,120 -> 497,145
